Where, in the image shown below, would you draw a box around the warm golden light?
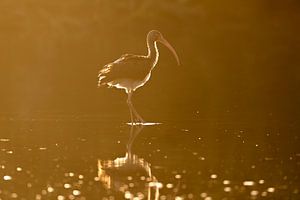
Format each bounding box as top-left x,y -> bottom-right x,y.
0,1 -> 298,199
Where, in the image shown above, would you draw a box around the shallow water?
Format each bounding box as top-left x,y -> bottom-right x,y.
1,0 -> 299,199
0,115 -> 299,200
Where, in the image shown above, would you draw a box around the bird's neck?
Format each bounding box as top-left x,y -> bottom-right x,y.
147,40 -> 159,69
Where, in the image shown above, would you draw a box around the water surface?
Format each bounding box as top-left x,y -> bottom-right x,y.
0,115 -> 299,199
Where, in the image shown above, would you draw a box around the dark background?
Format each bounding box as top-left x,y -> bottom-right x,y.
0,0 -> 300,122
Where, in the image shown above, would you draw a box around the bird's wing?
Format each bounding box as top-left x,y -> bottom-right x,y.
98,63 -> 113,87
98,54 -> 151,85
98,54 -> 136,77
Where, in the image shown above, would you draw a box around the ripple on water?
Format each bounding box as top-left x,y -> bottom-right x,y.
267,187 -> 275,193
224,187 -> 232,192
250,190 -> 259,196
3,175 -> 12,181
16,167 -> 22,171
57,195 -> 65,200
210,174 -> 217,179
64,183 -> 71,189
72,189 -> 81,196
243,181 -> 255,186
47,186 -> 54,193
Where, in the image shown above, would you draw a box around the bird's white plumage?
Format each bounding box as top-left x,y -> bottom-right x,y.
107,72 -> 152,93
97,30 -> 180,124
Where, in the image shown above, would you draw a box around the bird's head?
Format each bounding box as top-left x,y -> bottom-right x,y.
147,30 -> 180,65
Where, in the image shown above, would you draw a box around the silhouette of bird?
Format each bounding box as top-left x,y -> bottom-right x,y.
98,30 -> 180,124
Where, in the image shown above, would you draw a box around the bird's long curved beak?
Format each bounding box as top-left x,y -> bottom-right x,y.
159,37 -> 180,65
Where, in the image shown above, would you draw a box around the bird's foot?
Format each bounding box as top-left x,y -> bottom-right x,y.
131,117 -> 144,126
137,118 -> 145,125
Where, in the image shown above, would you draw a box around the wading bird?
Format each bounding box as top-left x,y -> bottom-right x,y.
98,30 -> 180,125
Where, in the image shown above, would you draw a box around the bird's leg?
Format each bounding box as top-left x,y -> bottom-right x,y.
127,92 -> 134,125
127,91 -> 144,124
131,105 -> 145,124
130,102 -> 144,124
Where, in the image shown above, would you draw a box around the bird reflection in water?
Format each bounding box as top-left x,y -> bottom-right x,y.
98,125 -> 162,200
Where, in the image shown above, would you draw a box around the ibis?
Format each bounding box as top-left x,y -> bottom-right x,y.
98,30 -> 180,124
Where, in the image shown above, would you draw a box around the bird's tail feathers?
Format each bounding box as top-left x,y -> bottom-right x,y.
97,75 -> 107,88
98,64 -> 111,87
